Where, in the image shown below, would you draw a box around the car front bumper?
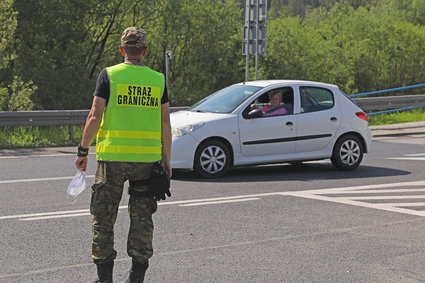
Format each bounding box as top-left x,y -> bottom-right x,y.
171,134 -> 199,169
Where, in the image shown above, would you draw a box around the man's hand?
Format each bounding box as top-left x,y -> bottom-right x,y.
150,162 -> 171,201
161,159 -> 172,178
75,156 -> 88,172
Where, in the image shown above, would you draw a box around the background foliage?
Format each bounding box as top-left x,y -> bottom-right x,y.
1,0 -> 424,110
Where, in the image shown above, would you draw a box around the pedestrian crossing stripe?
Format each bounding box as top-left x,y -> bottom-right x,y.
282,180 -> 425,217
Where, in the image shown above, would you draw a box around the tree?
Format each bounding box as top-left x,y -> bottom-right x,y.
262,1 -> 425,95
145,0 -> 243,105
0,0 -> 36,111
11,0 -> 243,108
6,0 -> 425,110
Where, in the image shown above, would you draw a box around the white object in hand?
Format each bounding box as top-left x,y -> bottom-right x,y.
67,171 -> 87,197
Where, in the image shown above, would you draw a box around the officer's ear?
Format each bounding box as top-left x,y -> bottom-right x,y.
119,46 -> 126,57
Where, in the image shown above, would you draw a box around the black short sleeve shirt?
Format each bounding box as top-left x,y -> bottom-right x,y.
93,68 -> 169,104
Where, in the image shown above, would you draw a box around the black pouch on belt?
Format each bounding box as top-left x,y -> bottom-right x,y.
149,162 -> 171,201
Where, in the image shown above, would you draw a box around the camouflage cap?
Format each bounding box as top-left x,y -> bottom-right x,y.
121,27 -> 147,48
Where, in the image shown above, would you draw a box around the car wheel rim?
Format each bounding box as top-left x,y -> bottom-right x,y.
200,145 -> 226,174
339,140 -> 360,166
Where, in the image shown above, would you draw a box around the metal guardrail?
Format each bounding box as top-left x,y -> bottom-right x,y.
0,107 -> 189,140
350,83 -> 425,98
354,94 -> 425,111
0,107 -> 189,127
0,96 -> 424,129
0,110 -> 88,127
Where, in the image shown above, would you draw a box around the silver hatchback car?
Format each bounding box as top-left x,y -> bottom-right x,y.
171,80 -> 372,178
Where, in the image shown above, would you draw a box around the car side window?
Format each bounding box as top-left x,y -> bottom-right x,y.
244,87 -> 294,119
300,87 -> 334,113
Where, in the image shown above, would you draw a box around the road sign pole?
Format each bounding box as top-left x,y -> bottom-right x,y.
244,0 -> 250,82
245,28 -> 250,82
165,51 -> 172,102
255,1 -> 259,80
244,0 -> 266,81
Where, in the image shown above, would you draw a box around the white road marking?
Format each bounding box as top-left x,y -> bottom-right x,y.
284,191 -> 425,217
284,180 -> 425,217
388,157 -> 425,161
21,213 -> 92,221
179,197 -> 260,207
0,175 -> 95,184
319,188 -> 425,194
335,195 -> 425,200
373,202 -> 425,207
4,180 -> 425,221
284,180 -> 425,194
158,192 -> 276,206
5,193 -> 278,221
386,152 -> 425,161
405,153 -> 425,157
0,208 -> 91,220
0,152 -> 95,159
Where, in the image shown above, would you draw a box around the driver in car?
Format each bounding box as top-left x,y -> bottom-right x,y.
261,91 -> 287,116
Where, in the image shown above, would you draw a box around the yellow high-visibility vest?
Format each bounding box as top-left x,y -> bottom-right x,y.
96,63 -> 164,162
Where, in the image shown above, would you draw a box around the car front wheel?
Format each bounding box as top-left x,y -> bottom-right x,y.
194,140 -> 231,178
331,134 -> 364,170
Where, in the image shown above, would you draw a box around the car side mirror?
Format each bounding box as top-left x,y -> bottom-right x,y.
247,108 -> 264,119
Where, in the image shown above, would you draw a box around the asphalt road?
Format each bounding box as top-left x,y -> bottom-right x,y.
1,133 -> 425,283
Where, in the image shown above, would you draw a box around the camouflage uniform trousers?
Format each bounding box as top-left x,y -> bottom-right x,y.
90,160 -> 158,265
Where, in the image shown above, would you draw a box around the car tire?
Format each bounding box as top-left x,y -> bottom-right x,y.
331,134 -> 364,170
194,140 -> 231,178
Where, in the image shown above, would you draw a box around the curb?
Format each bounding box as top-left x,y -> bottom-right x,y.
370,121 -> 425,137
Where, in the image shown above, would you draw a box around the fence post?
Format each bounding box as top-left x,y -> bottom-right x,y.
68,125 -> 74,141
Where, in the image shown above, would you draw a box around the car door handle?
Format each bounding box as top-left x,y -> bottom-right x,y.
286,121 -> 293,126
330,117 -> 337,122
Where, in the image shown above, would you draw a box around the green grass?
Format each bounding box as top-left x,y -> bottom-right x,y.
0,109 -> 424,148
0,125 -> 84,148
367,108 -> 425,126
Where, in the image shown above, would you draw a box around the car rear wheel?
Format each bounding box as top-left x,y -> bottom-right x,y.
194,140 -> 231,178
331,134 -> 364,170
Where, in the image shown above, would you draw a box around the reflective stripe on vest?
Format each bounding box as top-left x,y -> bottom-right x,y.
96,63 -> 164,162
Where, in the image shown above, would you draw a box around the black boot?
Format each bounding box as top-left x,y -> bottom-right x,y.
93,261 -> 114,283
125,261 -> 148,283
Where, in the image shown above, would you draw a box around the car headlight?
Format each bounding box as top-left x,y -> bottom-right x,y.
172,122 -> 204,138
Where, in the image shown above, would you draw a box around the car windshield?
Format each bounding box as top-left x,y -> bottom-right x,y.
190,85 -> 261,113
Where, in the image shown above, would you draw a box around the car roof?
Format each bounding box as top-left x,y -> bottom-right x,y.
235,80 -> 338,89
